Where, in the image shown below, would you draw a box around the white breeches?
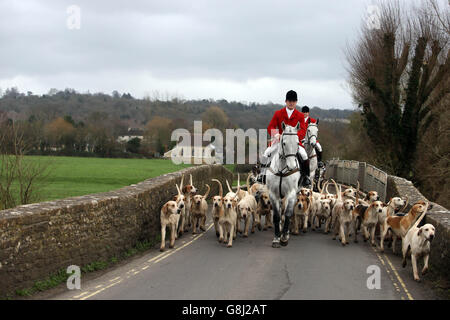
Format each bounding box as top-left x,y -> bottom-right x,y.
316,142 -> 322,153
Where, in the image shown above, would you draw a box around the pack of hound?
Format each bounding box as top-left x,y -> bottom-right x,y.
160,172 -> 436,282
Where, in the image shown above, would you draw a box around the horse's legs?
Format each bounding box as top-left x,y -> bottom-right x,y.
283,194 -> 296,234
273,207 -> 281,237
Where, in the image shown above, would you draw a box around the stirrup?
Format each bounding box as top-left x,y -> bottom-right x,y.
303,176 -> 311,188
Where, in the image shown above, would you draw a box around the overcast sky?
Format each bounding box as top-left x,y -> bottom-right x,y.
0,0 -> 390,109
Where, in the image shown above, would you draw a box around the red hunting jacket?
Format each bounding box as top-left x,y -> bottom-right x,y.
267,107 -> 306,147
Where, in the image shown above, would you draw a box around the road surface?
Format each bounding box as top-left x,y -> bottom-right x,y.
44,211 -> 437,300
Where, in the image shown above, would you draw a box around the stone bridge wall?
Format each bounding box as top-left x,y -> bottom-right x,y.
0,164 -> 233,296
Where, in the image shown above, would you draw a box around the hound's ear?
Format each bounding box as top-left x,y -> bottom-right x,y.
161,203 -> 168,214
281,121 -> 286,131
182,186 -> 187,193
295,121 -> 300,130
418,229 -> 422,236
364,194 -> 369,201
173,195 -> 177,201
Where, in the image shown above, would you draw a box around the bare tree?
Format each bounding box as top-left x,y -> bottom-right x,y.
0,121 -> 52,210
345,0 -> 449,177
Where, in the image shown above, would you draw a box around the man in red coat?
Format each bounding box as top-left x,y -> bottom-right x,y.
301,106 -> 324,168
259,90 -> 311,187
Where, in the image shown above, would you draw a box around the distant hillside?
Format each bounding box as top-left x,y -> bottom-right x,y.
0,88 -> 355,133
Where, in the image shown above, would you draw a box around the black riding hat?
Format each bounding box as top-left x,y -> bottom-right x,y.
301,106 -> 310,113
285,90 -> 297,101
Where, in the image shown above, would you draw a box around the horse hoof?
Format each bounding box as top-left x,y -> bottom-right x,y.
216,232 -> 220,237
280,240 -> 288,246
272,243 -> 280,248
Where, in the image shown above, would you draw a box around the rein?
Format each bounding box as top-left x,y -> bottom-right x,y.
270,131 -> 300,198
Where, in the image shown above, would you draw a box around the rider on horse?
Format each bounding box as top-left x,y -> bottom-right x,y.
259,90 -> 311,188
300,106 -> 324,168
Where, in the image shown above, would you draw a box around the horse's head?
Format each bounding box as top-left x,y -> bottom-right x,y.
280,122 -> 300,171
306,119 -> 319,148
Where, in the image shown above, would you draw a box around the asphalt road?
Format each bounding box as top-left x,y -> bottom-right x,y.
47,209 -> 438,300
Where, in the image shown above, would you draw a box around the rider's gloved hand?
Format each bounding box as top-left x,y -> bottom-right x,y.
318,161 -> 324,168
274,133 -> 281,142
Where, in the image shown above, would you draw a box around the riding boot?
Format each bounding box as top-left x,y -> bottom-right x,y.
298,158 -> 311,188
316,147 -> 324,168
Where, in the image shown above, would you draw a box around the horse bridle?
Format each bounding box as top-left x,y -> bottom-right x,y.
280,132 -> 298,161
304,123 -> 317,148
274,131 -> 300,175
267,131 -> 300,198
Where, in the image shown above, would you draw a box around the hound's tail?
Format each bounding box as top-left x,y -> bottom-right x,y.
408,201 -> 429,233
246,173 -> 252,195
211,179 -> 223,198
331,179 -> 341,201
225,179 -> 233,194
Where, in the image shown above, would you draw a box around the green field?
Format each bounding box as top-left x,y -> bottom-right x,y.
6,156 -> 192,204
